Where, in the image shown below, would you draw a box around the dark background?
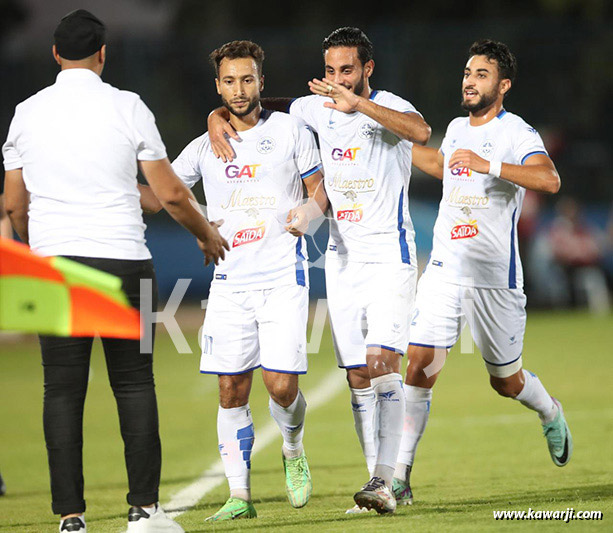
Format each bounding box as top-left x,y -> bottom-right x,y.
2,0 -> 612,303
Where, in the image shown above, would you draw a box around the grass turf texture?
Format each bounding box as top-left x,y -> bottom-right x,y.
1,310 -> 611,532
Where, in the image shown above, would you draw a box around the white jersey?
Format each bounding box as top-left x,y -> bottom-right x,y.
172,110 -> 321,292
428,109 -> 549,289
289,90 -> 419,264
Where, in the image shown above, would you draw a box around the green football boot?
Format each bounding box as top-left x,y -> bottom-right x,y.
542,398 -> 573,467
283,452 -> 312,508
205,497 -> 257,522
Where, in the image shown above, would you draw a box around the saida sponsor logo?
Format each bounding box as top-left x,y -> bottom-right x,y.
232,222 -> 266,247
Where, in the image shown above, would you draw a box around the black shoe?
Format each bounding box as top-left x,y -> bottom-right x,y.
0,472 -> 5,496
59,516 -> 86,532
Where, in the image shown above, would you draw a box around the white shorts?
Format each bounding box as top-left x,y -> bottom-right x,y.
325,255 -> 417,369
409,271 -> 526,378
200,284 -> 308,375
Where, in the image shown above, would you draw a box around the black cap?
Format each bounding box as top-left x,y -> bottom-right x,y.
54,9 -> 106,60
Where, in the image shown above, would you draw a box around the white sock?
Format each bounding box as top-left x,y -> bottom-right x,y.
515,369 -> 558,423
395,384 -> 432,479
217,404 -> 254,493
141,504 -> 157,516
269,391 -> 306,458
371,373 -> 405,487
350,386 -> 376,476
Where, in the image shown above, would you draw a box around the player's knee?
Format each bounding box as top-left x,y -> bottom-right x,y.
218,376 -> 250,408
346,366 -> 370,388
269,385 -> 297,408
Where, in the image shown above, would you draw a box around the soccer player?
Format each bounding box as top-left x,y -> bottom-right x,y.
392,39 -> 572,504
208,27 -> 431,514
170,40 -> 327,522
2,10 -> 227,533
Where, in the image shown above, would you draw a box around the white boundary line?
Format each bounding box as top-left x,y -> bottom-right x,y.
165,370 -> 347,518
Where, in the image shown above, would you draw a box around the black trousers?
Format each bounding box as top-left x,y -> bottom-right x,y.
39,257 -> 160,515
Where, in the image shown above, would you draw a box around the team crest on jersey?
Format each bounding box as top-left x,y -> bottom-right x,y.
479,140 -> 496,157
256,137 -> 275,154
337,203 -> 363,222
233,222 -> 266,247
358,121 -> 376,140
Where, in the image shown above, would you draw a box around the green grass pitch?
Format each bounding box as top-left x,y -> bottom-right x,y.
1,310 -> 612,532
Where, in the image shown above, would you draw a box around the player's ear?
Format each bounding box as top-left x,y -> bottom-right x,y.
364,59 -> 374,78
52,45 -> 61,66
215,78 -> 221,95
499,78 -> 511,97
259,74 -> 265,92
99,45 -> 106,65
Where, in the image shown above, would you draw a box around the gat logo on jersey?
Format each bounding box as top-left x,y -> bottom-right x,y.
451,219 -> 479,240
232,222 -> 266,247
331,147 -> 360,161
450,167 -> 472,177
337,203 -> 363,222
225,164 -> 260,179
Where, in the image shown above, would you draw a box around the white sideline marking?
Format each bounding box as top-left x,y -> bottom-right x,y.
164,370 -> 346,518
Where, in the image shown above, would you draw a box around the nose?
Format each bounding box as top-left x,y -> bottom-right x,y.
332,72 -> 343,85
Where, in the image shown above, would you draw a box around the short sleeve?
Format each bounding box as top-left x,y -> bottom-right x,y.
172,135 -> 206,189
512,123 -> 548,165
2,112 -> 24,170
288,96 -> 319,132
293,120 -> 322,179
132,98 -> 167,161
379,92 -> 422,117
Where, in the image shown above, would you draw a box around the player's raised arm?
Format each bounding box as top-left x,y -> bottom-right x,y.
207,97 -> 295,163
412,145 -> 444,180
309,78 -> 431,145
448,150 -> 560,194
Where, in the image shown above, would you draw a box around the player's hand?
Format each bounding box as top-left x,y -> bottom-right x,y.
448,149 -> 490,174
208,110 -> 239,163
197,219 -> 230,266
308,79 -> 361,114
285,207 -> 309,237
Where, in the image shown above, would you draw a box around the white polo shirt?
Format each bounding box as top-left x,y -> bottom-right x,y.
2,68 -> 167,259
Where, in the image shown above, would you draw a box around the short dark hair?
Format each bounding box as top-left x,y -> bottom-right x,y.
209,40 -> 265,77
54,9 -> 105,60
469,39 -> 517,83
322,27 -> 373,65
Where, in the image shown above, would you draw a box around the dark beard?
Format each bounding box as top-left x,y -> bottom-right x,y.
461,88 -> 498,112
222,95 -> 259,117
353,77 -> 365,97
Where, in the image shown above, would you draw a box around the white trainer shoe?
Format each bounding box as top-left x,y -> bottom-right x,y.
353,476 -> 397,514
127,504 -> 184,532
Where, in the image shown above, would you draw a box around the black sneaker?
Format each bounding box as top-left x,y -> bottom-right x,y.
0,472 -> 5,496
127,504 -> 185,532
59,516 -> 86,532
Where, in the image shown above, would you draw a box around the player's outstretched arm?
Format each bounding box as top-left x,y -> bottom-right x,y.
285,170 -> 327,237
448,150 -> 560,194
3,169 -> 29,244
139,158 -> 230,265
207,98 -> 295,163
309,79 -> 431,145
137,183 -> 163,214
412,145 -> 444,180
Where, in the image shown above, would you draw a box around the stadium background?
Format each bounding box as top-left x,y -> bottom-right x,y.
1,1 -> 612,531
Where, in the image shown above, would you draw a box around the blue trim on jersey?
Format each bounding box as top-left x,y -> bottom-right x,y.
287,98 -> 297,113
295,238 -> 306,286
338,363 -> 368,369
409,342 -> 454,350
397,189 -> 411,264
369,90 -> 379,100
496,108 -> 507,119
300,163 -> 322,179
261,365 -> 307,375
520,150 -> 548,165
366,343 -> 405,355
509,208 -> 518,289
200,364 -> 261,376
482,353 -> 522,367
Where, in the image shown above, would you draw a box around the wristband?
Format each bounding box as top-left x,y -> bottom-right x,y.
489,160 -> 502,178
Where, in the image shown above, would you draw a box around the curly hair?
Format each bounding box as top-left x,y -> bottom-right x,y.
209,40 -> 265,76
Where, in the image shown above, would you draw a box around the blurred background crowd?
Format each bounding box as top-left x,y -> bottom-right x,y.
2,0 -> 612,310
